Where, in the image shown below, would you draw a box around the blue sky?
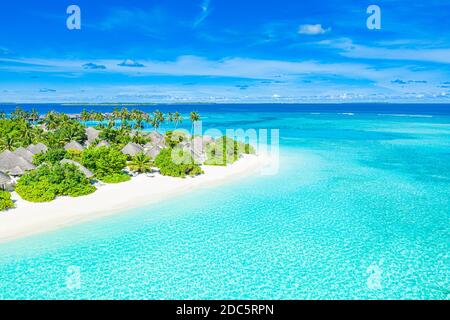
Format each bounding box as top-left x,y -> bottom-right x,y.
1,0 -> 450,103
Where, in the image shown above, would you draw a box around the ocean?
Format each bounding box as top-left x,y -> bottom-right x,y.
0,103 -> 449,299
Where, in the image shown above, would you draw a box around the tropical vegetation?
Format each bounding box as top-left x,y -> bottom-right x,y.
15,163 -> 96,202
154,148 -> 203,177
0,191 -> 14,211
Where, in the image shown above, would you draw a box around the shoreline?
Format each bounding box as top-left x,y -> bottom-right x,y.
0,154 -> 271,244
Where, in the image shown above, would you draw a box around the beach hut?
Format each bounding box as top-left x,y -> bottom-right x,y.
64,141 -> 84,151
60,159 -> 94,179
27,142 -> 48,155
0,150 -> 36,176
121,142 -> 143,156
0,171 -> 13,191
14,147 -> 35,163
85,127 -> 100,145
148,131 -> 165,146
144,145 -> 163,159
96,140 -> 111,148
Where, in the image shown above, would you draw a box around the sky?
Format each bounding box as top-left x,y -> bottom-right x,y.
1,0 -> 450,103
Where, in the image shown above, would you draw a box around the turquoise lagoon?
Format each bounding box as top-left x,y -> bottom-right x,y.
0,104 -> 449,299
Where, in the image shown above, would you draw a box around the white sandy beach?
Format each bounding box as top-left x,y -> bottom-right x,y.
0,154 -> 271,243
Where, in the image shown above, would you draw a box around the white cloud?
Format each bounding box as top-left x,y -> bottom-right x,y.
194,0 -> 211,28
318,38 -> 450,64
298,24 -> 330,35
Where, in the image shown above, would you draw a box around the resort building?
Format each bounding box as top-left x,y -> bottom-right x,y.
60,159 -> 95,179
64,141 -> 84,152
96,140 -> 111,148
0,150 -> 36,177
13,147 -> 35,163
0,171 -> 14,191
147,131 -> 165,147
85,127 -> 100,146
121,142 -> 143,156
143,143 -> 163,159
27,143 -> 48,155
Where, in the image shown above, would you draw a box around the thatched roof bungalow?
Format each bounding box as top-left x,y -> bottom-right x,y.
14,147 -> 35,163
121,142 -> 143,157
64,141 -> 84,151
27,142 -> 48,155
0,171 -> 13,191
60,159 -> 94,179
96,140 -> 111,148
147,131 -> 165,147
144,145 -> 163,159
85,127 -> 100,145
0,150 -> 36,176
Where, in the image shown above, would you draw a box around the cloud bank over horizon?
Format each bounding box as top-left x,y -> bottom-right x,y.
0,0 -> 449,103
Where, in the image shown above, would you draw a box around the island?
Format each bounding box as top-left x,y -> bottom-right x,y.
0,107 -> 268,242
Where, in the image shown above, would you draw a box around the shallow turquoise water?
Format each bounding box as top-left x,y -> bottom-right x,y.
0,107 -> 449,299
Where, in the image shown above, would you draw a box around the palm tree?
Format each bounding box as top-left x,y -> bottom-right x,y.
21,124 -> 35,146
30,109 -> 40,123
43,111 -> 59,130
80,109 -> 91,123
167,112 -> 174,125
0,112 -> 6,120
173,112 -> 183,129
189,111 -> 200,134
151,110 -> 165,131
59,124 -> 85,144
10,107 -> 28,121
0,134 -> 19,151
128,152 -> 152,173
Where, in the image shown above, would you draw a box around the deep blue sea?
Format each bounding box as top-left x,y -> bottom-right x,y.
0,104 -> 449,299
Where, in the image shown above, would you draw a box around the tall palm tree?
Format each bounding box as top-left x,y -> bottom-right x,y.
128,152 -> 152,173
173,112 -> 183,129
189,111 -> 200,134
151,110 -> 165,131
167,112 -> 174,125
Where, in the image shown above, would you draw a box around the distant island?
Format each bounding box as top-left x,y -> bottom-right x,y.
0,107 -> 264,241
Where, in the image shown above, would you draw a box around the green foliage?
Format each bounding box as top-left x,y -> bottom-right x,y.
81,146 -> 127,179
99,173 -> 131,184
0,118 -> 40,150
128,152 -> 152,173
33,148 -> 67,165
0,191 -> 15,211
98,127 -> 132,147
15,163 -> 96,203
66,149 -> 83,162
204,136 -> 255,166
164,130 -> 185,148
154,148 -> 203,178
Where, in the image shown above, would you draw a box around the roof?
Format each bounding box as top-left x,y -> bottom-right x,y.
64,141 -> 84,151
85,127 -> 100,144
148,131 -> 165,146
14,147 -> 34,163
121,142 -> 143,156
0,171 -> 12,184
145,145 -> 163,159
0,150 -> 36,175
60,159 -> 94,178
27,143 -> 48,155
96,140 -> 111,148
